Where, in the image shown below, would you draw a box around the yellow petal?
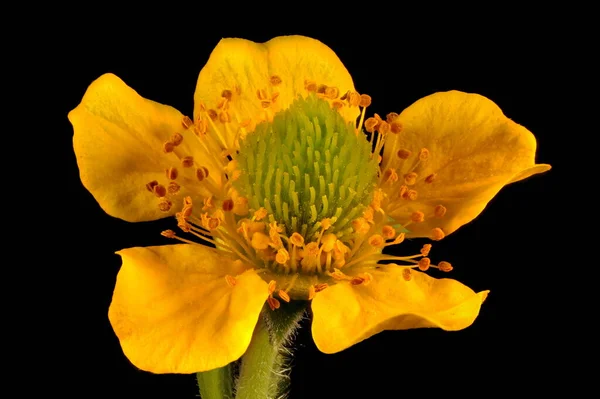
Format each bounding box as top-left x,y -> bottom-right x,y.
69,73 -> 214,222
311,265 -> 488,354
194,35 -> 358,146
108,244 -> 268,373
382,91 -> 551,237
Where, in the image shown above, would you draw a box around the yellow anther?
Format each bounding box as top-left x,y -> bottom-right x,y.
390,121 -> 403,134
219,111 -> 231,123
182,115 -> 193,129
330,268 -> 350,280
359,94 -> 372,107
404,172 -> 418,186
352,217 -> 371,235
425,173 -> 437,184
268,280 -> 277,294
348,91 -> 361,107
364,117 -> 379,133
203,196 -> 214,211
317,84 -> 328,94
271,92 -> 280,103
163,141 -> 175,153
325,86 -> 339,99
368,234 -> 385,248
222,199 -> 234,212
419,148 -> 430,160
170,133 -> 183,146
320,233 -> 337,252
402,268 -> 412,281
418,257 -> 431,271
392,232 -> 405,245
383,168 -> 399,183
304,80 -> 317,92
407,190 -> 418,201
386,112 -> 399,123
254,207 -> 268,221
420,244 -> 432,256
308,285 -> 316,300
195,118 -> 208,135
278,290 -> 291,303
196,166 -> 209,181
267,297 -> 281,310
225,275 -> 237,287
434,205 -> 447,218
378,120 -> 390,135
153,184 -> 167,198
363,206 -> 374,222
233,196 -> 249,216
397,149 -> 412,159
371,189 -> 385,211
398,185 -> 408,198
290,232 -> 305,246
438,261 -> 453,272
181,156 -> 194,168
431,228 -> 446,241
167,181 -> 180,194
158,198 -> 172,212
351,272 -> 373,286
332,241 -> 350,260
276,248 -> 290,264
207,109 -> 218,121
221,89 -> 233,100
411,211 -> 425,223
261,100 -> 271,109
321,218 -> 333,230
208,217 -> 220,230
270,75 -> 282,85
166,167 -> 178,180
382,225 -> 396,239
332,100 -> 344,110
314,283 -> 329,292
146,180 -> 159,192
161,229 -> 176,238
304,242 -> 319,257
251,232 -> 271,250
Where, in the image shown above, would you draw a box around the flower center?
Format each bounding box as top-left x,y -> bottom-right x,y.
233,95 -> 378,242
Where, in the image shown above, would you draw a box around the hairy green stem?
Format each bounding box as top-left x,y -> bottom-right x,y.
196,364 -> 233,399
235,302 -> 307,399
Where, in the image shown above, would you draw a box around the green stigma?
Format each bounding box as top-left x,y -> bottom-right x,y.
234,95 -> 378,240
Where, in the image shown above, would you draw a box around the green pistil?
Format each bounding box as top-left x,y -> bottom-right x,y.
235,95 -> 378,240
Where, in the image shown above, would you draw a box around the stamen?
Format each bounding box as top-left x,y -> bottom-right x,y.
359,94 -> 372,108
390,121 -> 403,134
146,180 -> 159,192
222,199 -> 234,212
290,233 -> 305,247
166,167 -> 178,180
276,248 -> 290,264
163,141 -> 175,153
167,181 -> 180,194
397,149 -> 412,159
418,257 -> 431,271
221,89 -> 233,101
420,244 -> 432,256
267,297 -> 281,310
411,211 -> 425,223
171,133 -> 183,146
368,234 -> 385,248
434,205 -> 447,218
402,268 -> 412,281
225,275 -> 237,287
431,228 -> 445,241
182,116 -> 193,129
438,261 -> 453,272
254,208 -> 268,221
404,172 -> 418,186
425,173 -> 437,183
278,290 -> 291,302
270,75 -> 282,85
251,232 -> 271,250
153,184 -> 167,198
382,225 -> 396,239
181,156 -> 194,168
419,148 -> 430,160
386,112 -> 399,123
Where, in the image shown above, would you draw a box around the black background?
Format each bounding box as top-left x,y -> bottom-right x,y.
53,13 -> 567,399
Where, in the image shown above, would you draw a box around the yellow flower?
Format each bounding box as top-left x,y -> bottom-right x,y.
69,35 -> 550,373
